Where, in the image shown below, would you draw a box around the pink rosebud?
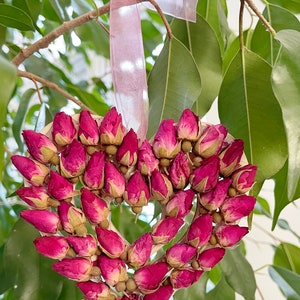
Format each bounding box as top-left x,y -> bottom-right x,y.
60,139 -> 86,178
197,247 -> 225,270
137,139 -> 159,176
116,129 -> 138,166
98,255 -> 128,286
80,188 -> 109,224
150,169 -> 173,203
166,244 -> 197,268
11,155 -> 49,186
169,151 -> 191,189
52,111 -> 77,147
194,124 -> 228,158
77,281 -> 112,300
177,108 -> 201,141
96,227 -> 125,258
134,262 -> 169,293
104,161 -> 125,198
221,195 -> 256,223
165,190 -> 195,218
20,209 -> 60,234
99,107 -> 125,145
48,170 -> 74,200
124,172 -> 150,208
66,234 -> 98,257
16,186 -> 50,209
231,164 -> 257,194
52,257 -> 93,281
127,233 -> 153,267
33,236 -> 69,260
187,214 -> 213,247
151,217 -> 184,244
189,155 -> 220,193
199,178 -> 232,211
78,110 -> 99,145
215,224 -> 249,247
58,201 -> 87,236
219,139 -> 244,177
170,268 -> 203,289
144,285 -> 174,300
82,151 -> 105,189
152,119 -> 181,159
22,130 -> 58,164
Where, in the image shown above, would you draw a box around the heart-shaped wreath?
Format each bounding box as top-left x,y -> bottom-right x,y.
11,107 -> 257,300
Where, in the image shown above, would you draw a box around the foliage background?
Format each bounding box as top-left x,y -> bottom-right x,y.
0,0 -> 300,299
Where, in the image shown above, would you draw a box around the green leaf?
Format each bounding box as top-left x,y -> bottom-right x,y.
269,265 -> 300,299
274,243 -> 300,274
272,29 -> 300,200
267,0 -> 300,13
218,49 -> 288,187
172,14 -> 223,117
219,246 -> 256,300
12,0 -> 42,25
0,4 -> 35,31
205,275 -> 235,300
148,37 -> 201,137
34,103 -> 53,132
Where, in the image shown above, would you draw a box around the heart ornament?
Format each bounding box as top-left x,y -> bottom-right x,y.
11,107 -> 257,300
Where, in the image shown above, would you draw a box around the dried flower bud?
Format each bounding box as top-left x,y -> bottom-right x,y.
16,186 -> 50,209
48,170 -> 74,200
66,234 -> 98,257
52,111 -> 77,147
104,161 -> 126,198
137,139 -> 159,176
116,129 -> 138,166
166,244 -> 197,268
150,169 -> 173,203
177,108 -> 201,141
20,209 -> 60,234
78,110 -> 99,145
143,285 -> 173,300
197,247 -> 225,270
77,281 -> 112,300
215,224 -> 249,247
170,268 -> 203,289
231,164 -> 257,194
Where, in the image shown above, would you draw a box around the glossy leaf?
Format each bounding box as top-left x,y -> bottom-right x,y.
267,0 -> 300,13
12,0 -> 42,26
272,29 -> 300,200
205,275 -> 235,300
218,49 -> 288,188
269,265 -> 300,299
274,243 -> 300,274
148,37 -> 201,137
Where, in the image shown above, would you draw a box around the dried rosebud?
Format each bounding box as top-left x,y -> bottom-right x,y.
170,268 -> 203,289
197,247 -> 225,270
166,244 -> 197,268
116,129 -> 138,166
48,170 -> 74,200
193,124 -> 227,158
22,130 -> 58,164
165,190 -> 195,218
104,161 -> 126,198
124,171 -> 150,208
187,214 -> 213,247
199,178 -> 232,211
96,227 -> 125,258
33,236 -> 69,260
221,195 -> 256,223
99,107 -> 125,145
152,119 -> 181,159
134,262 -> 169,293
143,285 -> 174,300
80,188 -> 109,224
20,209 -> 60,234
169,151 -> 191,189
52,257 -> 93,281
78,110 -> 99,145
52,111 -> 77,147
215,224 -> 248,247
77,281 -> 113,300
177,108 -> 201,141
98,255 -> 128,286
66,234 -> 98,257
127,233 -> 153,267
151,217 -> 184,244
231,164 -> 257,194
150,169 -> 173,203
16,186 -> 50,209
189,155 -> 220,193
82,151 -> 105,189
137,139 -> 159,176
58,201 -> 87,236
11,155 -> 49,186
60,139 -> 86,178
219,139 -> 244,177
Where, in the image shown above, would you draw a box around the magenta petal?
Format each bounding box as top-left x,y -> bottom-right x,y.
104,161 -> 126,198
17,186 -> 49,209
66,234 -> 98,257
166,244 -> 197,268
177,108 -> 201,141
215,225 -> 249,247
137,139 -> 159,176
78,110 -> 99,145
143,285 -> 174,300
77,281 -> 111,300
197,248 -> 226,270
48,170 -> 74,200
116,129 -> 138,166
231,164 -> 258,193
170,268 -> 203,289
150,169 -> 173,202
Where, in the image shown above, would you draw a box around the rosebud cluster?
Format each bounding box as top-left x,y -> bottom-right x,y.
12,107 -> 257,300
